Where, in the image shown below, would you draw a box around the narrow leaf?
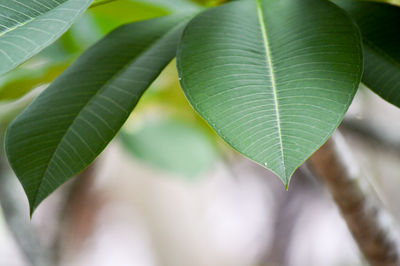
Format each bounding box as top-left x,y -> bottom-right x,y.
177,0 -> 362,186
335,0 -> 400,107
5,14 -> 190,214
0,0 -> 92,75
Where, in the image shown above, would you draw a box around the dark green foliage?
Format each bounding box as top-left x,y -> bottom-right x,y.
336,0 -> 400,107
5,14 -> 191,214
1,0 -> 399,213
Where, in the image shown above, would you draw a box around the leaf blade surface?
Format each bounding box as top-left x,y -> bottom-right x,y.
0,0 -> 92,75
6,14 -> 190,213
335,0 -> 400,107
178,0 -> 363,185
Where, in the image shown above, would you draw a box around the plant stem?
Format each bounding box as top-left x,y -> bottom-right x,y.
309,132 -> 400,265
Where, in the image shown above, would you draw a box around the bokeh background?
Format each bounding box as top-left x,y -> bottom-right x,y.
0,1 -> 399,265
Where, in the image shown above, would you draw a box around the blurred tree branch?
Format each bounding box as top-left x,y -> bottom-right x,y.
51,163 -> 104,264
341,118 -> 400,155
0,156 -> 52,266
309,132 -> 400,265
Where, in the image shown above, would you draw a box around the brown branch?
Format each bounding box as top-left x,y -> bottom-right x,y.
51,162 -> 104,264
309,132 -> 400,266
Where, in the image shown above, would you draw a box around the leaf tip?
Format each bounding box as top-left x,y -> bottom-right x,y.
29,202 -> 37,219
29,207 -> 34,220
28,194 -> 42,219
281,172 -> 292,191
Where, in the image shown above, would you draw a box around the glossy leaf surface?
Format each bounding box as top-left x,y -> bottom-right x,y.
6,14 -> 190,213
336,0 -> 400,107
178,0 -> 362,186
0,0 -> 92,75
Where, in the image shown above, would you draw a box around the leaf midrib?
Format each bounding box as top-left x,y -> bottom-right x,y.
255,0 -> 286,180
0,1 -> 67,37
32,19 -> 185,209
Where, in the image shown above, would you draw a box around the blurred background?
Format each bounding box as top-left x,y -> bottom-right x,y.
0,1 -> 399,265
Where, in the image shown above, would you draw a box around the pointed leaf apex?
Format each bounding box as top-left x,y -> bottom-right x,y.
177,0 -> 361,187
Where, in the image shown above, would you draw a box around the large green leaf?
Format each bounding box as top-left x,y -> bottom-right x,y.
335,0 -> 400,107
177,0 -> 362,186
0,0 -> 92,75
5,14 -> 191,214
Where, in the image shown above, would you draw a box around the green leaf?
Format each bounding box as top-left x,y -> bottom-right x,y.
335,0 -> 400,107
177,0 -> 362,186
0,0 -> 92,75
119,118 -> 218,179
5,14 -> 191,214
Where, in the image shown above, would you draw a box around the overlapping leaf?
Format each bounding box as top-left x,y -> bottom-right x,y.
335,0 -> 400,107
0,0 -> 92,75
6,14 -> 191,214
177,0 -> 363,186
